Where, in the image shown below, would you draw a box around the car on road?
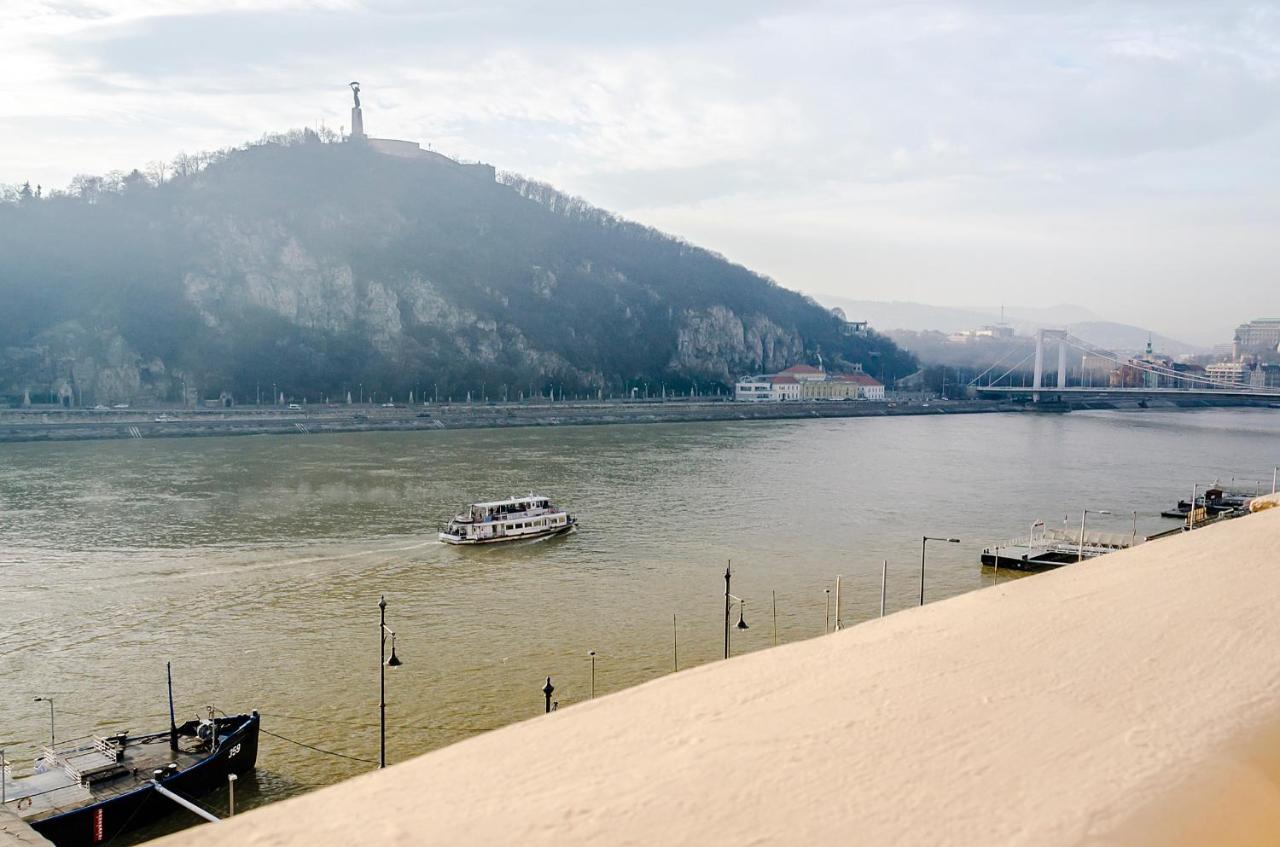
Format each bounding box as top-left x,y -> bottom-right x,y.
287,403 -> 302,410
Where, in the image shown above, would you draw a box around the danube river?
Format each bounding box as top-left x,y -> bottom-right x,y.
1,408 -> 1276,841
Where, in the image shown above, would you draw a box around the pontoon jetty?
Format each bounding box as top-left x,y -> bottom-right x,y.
2,709 -> 258,847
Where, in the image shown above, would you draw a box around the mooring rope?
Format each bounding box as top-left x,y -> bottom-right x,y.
258,727 -> 378,765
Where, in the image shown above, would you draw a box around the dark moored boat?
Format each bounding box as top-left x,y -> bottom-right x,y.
3,708 -> 258,847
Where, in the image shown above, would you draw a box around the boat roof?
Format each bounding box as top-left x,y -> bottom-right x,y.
471,494 -> 551,508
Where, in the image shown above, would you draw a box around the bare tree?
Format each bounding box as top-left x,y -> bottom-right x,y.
145,160 -> 169,184
69,174 -> 105,203
171,152 -> 197,179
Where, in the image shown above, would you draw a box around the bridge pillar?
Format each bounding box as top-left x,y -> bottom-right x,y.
1032,330 -> 1045,402
1057,339 -> 1068,388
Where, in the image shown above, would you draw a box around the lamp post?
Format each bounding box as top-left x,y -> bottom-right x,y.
880,560 -> 887,617
378,595 -> 402,769
1079,509 -> 1111,561
542,677 -> 554,714
588,651 -> 596,699
919,536 -> 960,606
33,696 -> 54,745
723,561 -> 748,659
824,588 -> 830,633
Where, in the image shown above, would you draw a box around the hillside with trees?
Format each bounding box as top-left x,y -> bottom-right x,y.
0,131 -> 912,406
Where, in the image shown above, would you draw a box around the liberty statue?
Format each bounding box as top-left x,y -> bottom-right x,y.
348,81 -> 365,138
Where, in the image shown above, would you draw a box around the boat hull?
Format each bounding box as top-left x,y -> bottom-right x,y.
439,521 -> 576,545
28,714 -> 259,847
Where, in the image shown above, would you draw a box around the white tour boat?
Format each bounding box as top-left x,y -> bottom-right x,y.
438,494 -> 576,545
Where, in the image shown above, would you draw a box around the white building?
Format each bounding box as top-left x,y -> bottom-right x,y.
1206,361 -> 1249,386
734,376 -> 776,402
733,365 -> 885,402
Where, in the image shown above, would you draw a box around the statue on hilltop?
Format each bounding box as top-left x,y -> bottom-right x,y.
348,81 -> 365,139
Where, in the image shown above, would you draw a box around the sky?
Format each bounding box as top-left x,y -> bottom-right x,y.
2,1 -> 1278,345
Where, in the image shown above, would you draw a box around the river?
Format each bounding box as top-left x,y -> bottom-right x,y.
1,408 -> 1276,842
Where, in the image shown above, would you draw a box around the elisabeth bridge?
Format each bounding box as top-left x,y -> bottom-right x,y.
969,330 -> 1280,403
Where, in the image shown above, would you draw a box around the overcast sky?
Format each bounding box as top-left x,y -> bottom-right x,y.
3,1 -> 1278,344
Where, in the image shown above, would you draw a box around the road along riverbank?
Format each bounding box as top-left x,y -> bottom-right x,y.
0,396 -> 1270,444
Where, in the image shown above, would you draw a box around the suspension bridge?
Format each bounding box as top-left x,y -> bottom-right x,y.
969,329 -> 1280,403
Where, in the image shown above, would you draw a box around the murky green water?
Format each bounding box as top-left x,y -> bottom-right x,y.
1,409 -> 1276,841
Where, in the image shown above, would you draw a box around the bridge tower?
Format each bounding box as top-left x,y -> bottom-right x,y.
1032,329 -> 1070,402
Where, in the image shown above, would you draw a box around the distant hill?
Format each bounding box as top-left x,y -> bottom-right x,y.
1064,321 -> 1205,358
0,135 -> 911,405
817,296 -> 1202,357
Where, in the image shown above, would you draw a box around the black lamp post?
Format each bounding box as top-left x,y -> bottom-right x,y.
723,561 -> 748,659
543,677 -> 554,714
919,536 -> 961,606
379,595 -> 402,769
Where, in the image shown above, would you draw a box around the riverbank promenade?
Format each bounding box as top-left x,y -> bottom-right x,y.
157,500 -> 1280,846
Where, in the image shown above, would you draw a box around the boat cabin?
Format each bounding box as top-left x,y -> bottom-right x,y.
463,496 -> 553,523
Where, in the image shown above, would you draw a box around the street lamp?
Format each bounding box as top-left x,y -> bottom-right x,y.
588,651 -> 596,699
1078,509 -> 1111,561
723,562 -> 748,659
33,696 -> 54,745
378,595 -> 403,769
919,536 -> 960,606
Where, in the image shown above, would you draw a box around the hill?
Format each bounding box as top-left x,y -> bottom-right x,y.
0,134 -> 911,406
818,297 -> 1202,357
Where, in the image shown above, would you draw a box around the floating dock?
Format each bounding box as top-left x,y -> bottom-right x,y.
980,528 -> 1140,571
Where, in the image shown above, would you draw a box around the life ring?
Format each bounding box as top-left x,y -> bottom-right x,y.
16,796 -> 32,811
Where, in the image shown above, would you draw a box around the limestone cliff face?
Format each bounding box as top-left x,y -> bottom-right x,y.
0,321 -> 188,406
671,307 -> 806,381
181,223 -> 595,385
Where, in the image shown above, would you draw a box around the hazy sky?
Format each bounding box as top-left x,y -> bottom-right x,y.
3,1 -> 1278,344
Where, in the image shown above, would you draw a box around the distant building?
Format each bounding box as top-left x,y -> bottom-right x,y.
734,376 -> 775,402
1080,355 -> 1113,387
1232,319 -> 1280,360
774,364 -> 827,382
734,364 -> 884,402
1206,361 -> 1249,386
770,374 -> 803,400
948,324 -> 1015,343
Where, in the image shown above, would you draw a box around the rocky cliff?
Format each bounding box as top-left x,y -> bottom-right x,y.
0,137 -> 911,406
